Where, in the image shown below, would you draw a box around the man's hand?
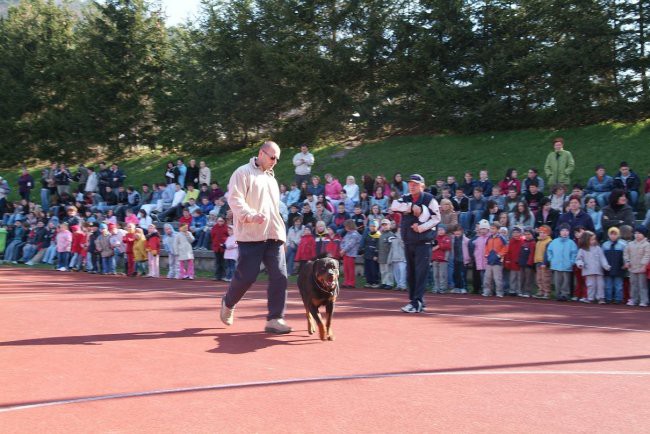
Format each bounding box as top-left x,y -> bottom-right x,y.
412,204 -> 422,217
411,223 -> 420,232
252,214 -> 266,224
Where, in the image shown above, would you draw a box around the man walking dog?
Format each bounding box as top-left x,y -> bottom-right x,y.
219,141 -> 292,334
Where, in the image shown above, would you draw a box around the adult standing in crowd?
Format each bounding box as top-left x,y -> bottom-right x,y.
601,189 -> 635,234
199,161 -> 211,187
220,141 -> 291,334
174,159 -> 187,187
391,174 -> 440,313
186,159 -> 200,189
41,162 -> 58,211
544,137 -> 575,188
613,161 -> 641,208
98,162 -> 110,197
108,163 -> 126,189
55,163 -> 72,197
292,144 -> 314,187
17,168 -> 34,201
556,194 -> 594,236
85,166 -> 99,194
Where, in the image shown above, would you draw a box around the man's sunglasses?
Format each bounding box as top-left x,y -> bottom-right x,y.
262,149 -> 279,161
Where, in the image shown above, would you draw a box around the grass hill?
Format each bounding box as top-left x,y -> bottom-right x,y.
2,121 -> 650,202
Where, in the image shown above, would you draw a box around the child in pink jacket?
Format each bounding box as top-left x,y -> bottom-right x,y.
56,223 -> 72,271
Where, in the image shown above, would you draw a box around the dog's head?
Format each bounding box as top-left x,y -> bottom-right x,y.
313,257 -> 339,293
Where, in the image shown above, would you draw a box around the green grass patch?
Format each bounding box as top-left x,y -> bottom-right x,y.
3,121 -> 650,202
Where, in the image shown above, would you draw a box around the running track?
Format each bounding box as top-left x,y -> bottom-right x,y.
1,267 -> 649,433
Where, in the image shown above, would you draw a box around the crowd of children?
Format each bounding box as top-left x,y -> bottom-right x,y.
2,154 -> 650,307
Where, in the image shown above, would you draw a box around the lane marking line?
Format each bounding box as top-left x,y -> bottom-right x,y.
1,370 -> 649,413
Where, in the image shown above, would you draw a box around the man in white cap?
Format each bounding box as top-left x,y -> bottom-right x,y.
390,174 -> 441,312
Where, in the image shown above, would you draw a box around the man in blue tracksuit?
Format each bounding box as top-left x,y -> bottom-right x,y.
391,174 -> 441,312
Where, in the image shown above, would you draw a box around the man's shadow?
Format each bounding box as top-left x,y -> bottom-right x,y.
208,331 -> 319,354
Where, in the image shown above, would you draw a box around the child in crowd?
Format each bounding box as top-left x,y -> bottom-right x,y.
623,225 -> 650,307
146,224 -> 160,278
483,222 -> 508,297
133,228 -> 148,276
325,226 -> 342,261
210,216 -> 229,281
470,220 -> 490,294
295,226 -> 316,274
449,224 -> 470,293
286,216 -> 303,275
340,220 -> 362,288
377,219 -> 394,289
163,223 -> 179,279
504,227 -> 523,296
387,222 -> 407,291
549,184 -> 567,212
174,223 -> 195,279
533,225 -> 553,299
431,224 -> 451,294
95,223 -> 115,274
362,220 -> 380,288
223,225 -> 238,282
56,222 -> 72,271
546,223 -> 578,301
575,230 -> 610,303
518,228 -> 536,297
123,223 -> 136,276
602,227 -> 626,304
351,205 -> 366,235
487,185 -> 505,210
571,226 -> 587,301
69,224 -> 86,271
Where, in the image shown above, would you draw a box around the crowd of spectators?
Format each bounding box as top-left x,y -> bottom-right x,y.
1,138 -> 650,307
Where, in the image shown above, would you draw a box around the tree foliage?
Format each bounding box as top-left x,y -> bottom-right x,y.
1,0 -> 649,166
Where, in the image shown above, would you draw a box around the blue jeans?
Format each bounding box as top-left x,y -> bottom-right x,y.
453,261 -> 466,289
225,259 -> 236,280
405,242 -> 433,308
69,253 -> 83,270
57,251 -> 70,269
591,192 -> 611,208
102,256 -> 115,274
627,191 -> 639,208
459,212 -> 472,233
41,188 -> 50,212
447,260 -> 455,287
4,240 -> 22,261
364,258 -> 380,285
223,240 -> 288,320
43,245 -> 57,264
285,244 -> 297,275
604,276 -> 623,303
20,244 -> 37,262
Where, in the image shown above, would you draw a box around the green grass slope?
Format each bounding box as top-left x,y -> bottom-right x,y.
2,121 -> 650,201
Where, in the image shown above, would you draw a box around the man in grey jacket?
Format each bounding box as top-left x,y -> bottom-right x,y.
220,141 -> 292,334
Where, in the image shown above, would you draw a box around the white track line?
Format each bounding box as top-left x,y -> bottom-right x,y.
0,370 -> 648,414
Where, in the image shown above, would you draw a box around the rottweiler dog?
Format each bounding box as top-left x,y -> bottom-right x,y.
297,256 -> 340,341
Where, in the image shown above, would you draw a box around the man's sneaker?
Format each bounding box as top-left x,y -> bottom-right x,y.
265,318 -> 292,334
626,300 -> 636,306
220,297 -> 235,326
401,303 -> 417,313
640,303 -> 648,307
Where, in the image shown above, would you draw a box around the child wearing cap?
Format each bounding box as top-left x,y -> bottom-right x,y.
377,219 -> 395,289
362,220 -> 381,288
431,224 -> 451,293
602,227 -> 627,304
95,223 -> 115,274
483,222 -> 508,297
623,226 -> 650,306
533,225 -> 553,299
545,223 -> 578,301
575,231 -> 611,303
340,220 -> 362,288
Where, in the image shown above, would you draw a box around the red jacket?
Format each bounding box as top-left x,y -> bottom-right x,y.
504,236 -> 523,271
295,234 -> 316,261
519,239 -> 536,267
71,231 -> 87,255
431,234 -> 451,262
179,215 -> 192,226
123,232 -> 136,255
211,224 -> 229,253
146,232 -> 161,254
325,235 -> 342,260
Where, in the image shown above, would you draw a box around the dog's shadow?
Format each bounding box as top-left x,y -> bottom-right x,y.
207,330 -> 319,354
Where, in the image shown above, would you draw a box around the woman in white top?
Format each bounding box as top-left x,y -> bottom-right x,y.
343,175 -> 360,203
138,209 -> 153,232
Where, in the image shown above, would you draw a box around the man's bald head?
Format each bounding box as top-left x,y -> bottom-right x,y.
258,141 -> 281,171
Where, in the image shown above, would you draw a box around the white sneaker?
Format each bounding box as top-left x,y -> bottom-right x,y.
401,303 -> 417,313
220,297 -> 235,326
265,318 -> 292,334
640,303 -> 648,307
58,267 -> 67,272
626,300 -> 636,306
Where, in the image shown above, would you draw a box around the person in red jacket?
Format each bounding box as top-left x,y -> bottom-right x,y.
122,223 -> 137,276
69,225 -> 87,271
325,226 -> 342,261
431,225 -> 451,293
146,225 -> 161,277
519,228 -> 537,297
211,217 -> 229,281
295,227 -> 316,274
178,208 -> 193,227
504,227 -> 524,295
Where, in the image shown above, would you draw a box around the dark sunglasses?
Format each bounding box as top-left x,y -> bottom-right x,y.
262,149 -> 279,161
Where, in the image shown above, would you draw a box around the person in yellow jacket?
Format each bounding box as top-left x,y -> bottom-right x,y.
544,137 -> 575,188
133,228 -> 148,276
533,225 -> 553,299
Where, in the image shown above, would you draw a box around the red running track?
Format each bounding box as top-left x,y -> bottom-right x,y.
0,266 -> 649,433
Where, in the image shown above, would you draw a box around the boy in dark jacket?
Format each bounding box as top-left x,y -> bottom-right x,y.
519,228 -> 537,297
602,226 -> 627,303
362,220 -> 381,288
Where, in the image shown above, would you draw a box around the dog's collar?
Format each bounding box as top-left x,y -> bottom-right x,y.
312,261 -> 339,297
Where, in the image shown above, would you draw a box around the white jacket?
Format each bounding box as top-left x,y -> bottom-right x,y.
228,158 -> 286,243
174,231 -> 195,261
292,151 -> 314,176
